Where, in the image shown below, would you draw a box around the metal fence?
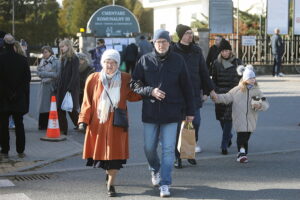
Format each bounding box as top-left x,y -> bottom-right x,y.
210,35 -> 300,65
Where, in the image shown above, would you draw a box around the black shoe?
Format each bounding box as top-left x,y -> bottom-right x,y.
174,158 -> 182,168
18,153 -> 25,158
105,174 -> 108,185
221,149 -> 228,155
107,185 -> 116,197
228,140 -> 232,148
187,159 -> 197,165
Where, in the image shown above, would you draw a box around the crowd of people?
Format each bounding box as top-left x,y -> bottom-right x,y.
0,26 -> 270,198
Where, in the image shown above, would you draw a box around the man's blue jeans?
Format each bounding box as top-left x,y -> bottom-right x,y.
143,122 -> 177,186
273,54 -> 282,76
219,120 -> 233,150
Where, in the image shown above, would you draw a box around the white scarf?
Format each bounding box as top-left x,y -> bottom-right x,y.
97,70 -> 121,124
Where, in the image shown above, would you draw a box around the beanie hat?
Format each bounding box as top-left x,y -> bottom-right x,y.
101,49 -> 120,68
77,52 -> 90,65
219,39 -> 232,51
237,64 -> 256,81
153,29 -> 170,43
176,24 -> 192,41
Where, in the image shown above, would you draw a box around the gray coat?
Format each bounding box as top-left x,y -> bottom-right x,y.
37,55 -> 59,113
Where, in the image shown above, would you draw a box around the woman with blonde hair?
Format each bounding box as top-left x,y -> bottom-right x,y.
56,39 -> 80,135
13,41 -> 26,57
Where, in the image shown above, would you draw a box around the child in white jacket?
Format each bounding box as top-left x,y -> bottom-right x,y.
213,65 -> 269,163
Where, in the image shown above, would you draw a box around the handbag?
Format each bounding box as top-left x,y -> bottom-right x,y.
177,121 -> 196,159
105,90 -> 128,128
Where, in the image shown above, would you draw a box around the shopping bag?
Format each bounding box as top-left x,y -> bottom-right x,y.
177,121 -> 196,159
61,92 -> 73,112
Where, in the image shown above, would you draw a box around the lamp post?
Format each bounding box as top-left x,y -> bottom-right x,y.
12,0 -> 15,35
113,0 -> 115,5
236,0 -> 239,58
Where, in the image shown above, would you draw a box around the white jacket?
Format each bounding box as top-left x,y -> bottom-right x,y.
215,84 -> 269,132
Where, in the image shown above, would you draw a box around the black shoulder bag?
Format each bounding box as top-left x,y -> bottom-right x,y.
105,90 -> 129,128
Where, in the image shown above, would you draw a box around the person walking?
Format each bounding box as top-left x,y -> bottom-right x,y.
211,39 -> 243,155
271,28 -> 284,77
137,35 -> 153,58
131,29 -> 195,198
206,35 -> 223,76
173,24 -> 216,168
56,39 -> 80,135
78,49 -> 141,197
76,52 -> 94,107
213,65 -> 269,163
36,46 -> 60,130
89,38 -> 106,72
0,34 -> 31,159
123,42 -> 138,73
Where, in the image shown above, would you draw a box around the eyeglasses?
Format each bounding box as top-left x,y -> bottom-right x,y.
155,40 -> 168,45
184,31 -> 193,35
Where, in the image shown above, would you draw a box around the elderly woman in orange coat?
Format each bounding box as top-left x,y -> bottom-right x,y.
78,49 -> 141,197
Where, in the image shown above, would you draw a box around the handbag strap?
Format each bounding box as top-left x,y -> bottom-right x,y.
104,89 -> 115,109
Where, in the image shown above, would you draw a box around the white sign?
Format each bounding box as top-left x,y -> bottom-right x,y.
242,36 -> 256,46
267,0 -> 289,34
209,0 -> 233,33
294,0 -> 300,35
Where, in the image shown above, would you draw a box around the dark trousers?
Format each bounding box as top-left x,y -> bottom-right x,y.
237,132 -> 252,154
219,120 -> 233,150
272,55 -> 282,76
125,61 -> 136,74
0,112 -> 25,154
175,109 -> 201,159
38,112 -> 49,130
57,109 -> 79,134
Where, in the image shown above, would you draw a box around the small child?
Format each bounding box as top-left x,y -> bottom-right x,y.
213,65 -> 269,163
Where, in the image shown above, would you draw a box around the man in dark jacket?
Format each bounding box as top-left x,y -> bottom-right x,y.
206,35 -> 223,75
131,29 -> 195,198
0,34 -> 31,159
173,24 -> 216,168
123,42 -> 138,73
271,28 -> 284,77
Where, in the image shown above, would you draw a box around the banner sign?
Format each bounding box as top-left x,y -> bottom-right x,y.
294,0 -> 300,35
209,0 -> 233,34
267,0 -> 289,34
87,5 -> 140,37
242,36 -> 256,46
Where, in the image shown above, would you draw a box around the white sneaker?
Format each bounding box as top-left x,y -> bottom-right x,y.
195,145 -> 202,153
278,72 -> 284,77
151,171 -> 160,186
160,185 -> 170,197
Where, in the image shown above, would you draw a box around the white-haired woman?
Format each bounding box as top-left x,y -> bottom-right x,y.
56,39 -> 80,134
37,46 -> 59,130
78,49 -> 141,197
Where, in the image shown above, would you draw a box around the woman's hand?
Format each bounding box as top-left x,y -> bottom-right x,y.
151,88 -> 166,101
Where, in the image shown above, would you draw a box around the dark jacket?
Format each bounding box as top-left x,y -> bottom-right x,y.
173,43 -> 214,108
124,43 -> 138,62
56,55 -> 80,111
131,50 -> 195,124
206,44 -> 220,76
271,34 -> 284,56
212,55 -> 242,121
0,44 -> 31,114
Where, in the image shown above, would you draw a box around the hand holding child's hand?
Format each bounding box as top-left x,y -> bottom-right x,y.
253,103 -> 262,110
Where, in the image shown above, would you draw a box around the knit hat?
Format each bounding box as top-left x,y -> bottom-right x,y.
237,64 -> 256,81
219,39 -> 232,51
77,52 -> 90,65
176,24 -> 192,41
153,29 -> 170,43
101,49 -> 120,67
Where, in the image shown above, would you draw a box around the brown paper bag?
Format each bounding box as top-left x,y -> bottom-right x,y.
177,121 -> 196,159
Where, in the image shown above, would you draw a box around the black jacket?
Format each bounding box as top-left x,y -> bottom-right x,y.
206,45 -> 220,75
271,34 -> 284,56
173,43 -> 214,108
212,56 -> 242,121
0,44 -> 31,114
131,50 -> 195,124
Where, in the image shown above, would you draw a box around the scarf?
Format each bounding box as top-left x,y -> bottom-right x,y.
218,54 -> 236,69
97,69 -> 121,124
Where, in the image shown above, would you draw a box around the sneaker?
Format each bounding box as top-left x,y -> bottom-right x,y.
160,185 -> 170,197
151,171 -> 160,186
174,158 -> 182,169
18,153 -> 26,158
195,145 -> 202,153
187,159 -> 197,165
278,72 -> 284,77
236,153 -> 248,163
221,149 -> 228,155
0,152 -> 9,160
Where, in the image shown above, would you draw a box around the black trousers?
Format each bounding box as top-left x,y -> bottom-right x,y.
236,132 -> 252,154
38,112 -> 49,130
0,112 -> 25,154
57,109 -> 79,134
125,61 -> 136,74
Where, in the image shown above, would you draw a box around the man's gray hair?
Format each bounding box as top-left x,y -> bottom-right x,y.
4,33 -> 15,44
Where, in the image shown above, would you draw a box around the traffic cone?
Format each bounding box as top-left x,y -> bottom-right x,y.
40,96 -> 66,142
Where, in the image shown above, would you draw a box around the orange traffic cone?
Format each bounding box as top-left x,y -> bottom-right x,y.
40,96 -> 66,142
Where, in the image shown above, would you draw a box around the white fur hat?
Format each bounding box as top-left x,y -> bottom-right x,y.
237,64 -> 256,81
101,49 -> 120,68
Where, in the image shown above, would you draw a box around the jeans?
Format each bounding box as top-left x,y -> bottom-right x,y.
0,112 -> 25,154
143,122 -> 177,186
175,109 -> 201,158
272,54 -> 282,76
219,120 -> 233,150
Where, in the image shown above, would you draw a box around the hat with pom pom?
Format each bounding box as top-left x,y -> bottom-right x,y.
237,64 -> 256,81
